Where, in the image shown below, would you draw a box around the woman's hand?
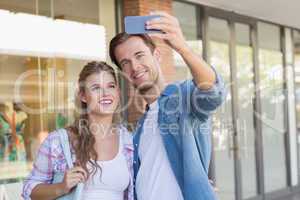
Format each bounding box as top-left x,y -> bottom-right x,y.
61,166 -> 87,194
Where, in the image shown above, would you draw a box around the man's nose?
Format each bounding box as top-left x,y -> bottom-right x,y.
131,58 -> 140,71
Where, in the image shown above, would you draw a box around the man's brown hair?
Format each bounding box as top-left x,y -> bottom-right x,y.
109,32 -> 156,69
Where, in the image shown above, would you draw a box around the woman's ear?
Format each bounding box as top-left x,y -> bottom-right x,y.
79,91 -> 87,103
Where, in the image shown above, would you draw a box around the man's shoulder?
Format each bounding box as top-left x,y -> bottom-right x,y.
161,79 -> 193,96
167,79 -> 190,86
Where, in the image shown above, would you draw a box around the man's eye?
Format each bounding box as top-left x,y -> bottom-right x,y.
136,54 -> 144,59
121,61 -> 130,68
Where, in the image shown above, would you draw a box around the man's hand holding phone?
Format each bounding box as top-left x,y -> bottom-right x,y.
125,11 -> 189,54
125,15 -> 162,34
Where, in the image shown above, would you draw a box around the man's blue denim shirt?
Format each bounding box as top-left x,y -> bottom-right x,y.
133,69 -> 226,200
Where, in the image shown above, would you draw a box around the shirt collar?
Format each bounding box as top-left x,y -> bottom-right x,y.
161,84 -> 178,96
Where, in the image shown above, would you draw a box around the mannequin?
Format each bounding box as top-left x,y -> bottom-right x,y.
0,103 -> 11,161
0,102 -> 27,161
0,102 -> 15,161
14,102 -> 28,161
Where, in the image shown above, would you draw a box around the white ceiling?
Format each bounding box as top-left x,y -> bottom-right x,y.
187,0 -> 300,29
1,0 -> 299,29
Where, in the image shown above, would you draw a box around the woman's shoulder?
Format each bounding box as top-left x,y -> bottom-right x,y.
46,128 -> 66,140
40,128 -> 68,152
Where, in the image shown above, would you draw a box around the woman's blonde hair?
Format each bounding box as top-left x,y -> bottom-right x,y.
68,61 -> 122,177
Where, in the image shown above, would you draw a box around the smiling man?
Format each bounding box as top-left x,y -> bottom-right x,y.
109,11 -> 226,200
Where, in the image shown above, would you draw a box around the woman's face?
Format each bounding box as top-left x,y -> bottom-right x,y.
81,71 -> 120,116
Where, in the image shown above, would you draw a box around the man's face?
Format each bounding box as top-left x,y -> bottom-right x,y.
114,36 -> 160,92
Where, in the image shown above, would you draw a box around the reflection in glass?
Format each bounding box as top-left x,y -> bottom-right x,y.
208,17 -> 235,200
38,0 -> 51,17
258,22 -> 287,192
294,30 -> 300,177
0,55 -> 89,182
53,0 -> 99,24
0,1 -> 114,198
0,0 -> 35,14
173,1 -> 202,81
235,23 -> 257,199
0,55 -> 39,183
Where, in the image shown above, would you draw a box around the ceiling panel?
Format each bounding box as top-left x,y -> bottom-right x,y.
187,0 -> 300,29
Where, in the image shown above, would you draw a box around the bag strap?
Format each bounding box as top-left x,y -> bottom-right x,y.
58,129 -> 74,169
58,129 -> 84,200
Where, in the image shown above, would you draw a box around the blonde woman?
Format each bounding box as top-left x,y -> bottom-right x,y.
22,61 -> 133,200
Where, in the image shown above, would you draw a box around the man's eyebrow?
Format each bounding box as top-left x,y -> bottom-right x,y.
135,51 -> 145,56
119,51 -> 146,65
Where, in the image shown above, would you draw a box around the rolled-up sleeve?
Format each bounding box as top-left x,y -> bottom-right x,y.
22,135 -> 55,200
183,66 -> 227,120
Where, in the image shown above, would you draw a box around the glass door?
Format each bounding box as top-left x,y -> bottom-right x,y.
257,22 -> 288,193
293,30 -> 300,182
206,7 -> 290,200
235,23 -> 258,199
207,14 -> 260,200
208,16 -> 235,200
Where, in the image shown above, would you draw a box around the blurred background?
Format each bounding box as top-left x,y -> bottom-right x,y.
0,0 -> 300,200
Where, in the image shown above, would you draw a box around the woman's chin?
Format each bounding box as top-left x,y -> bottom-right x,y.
94,108 -> 117,116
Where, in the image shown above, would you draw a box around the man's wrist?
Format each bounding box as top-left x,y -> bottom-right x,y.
176,43 -> 191,56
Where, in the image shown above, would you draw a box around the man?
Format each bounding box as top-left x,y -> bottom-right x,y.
109,11 -> 226,200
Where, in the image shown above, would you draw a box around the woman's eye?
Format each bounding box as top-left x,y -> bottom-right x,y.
109,84 -> 116,88
91,86 -> 100,91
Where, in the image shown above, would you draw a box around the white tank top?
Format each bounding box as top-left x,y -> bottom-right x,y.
81,134 -> 130,200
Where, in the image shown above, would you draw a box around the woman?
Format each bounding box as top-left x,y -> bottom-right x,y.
22,61 -> 133,200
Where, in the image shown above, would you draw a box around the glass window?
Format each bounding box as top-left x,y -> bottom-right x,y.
0,55 -> 40,183
283,28 -> 298,187
38,0 -> 52,17
53,0 -> 99,24
0,0 -> 51,17
235,23 -> 257,198
258,22 -> 287,192
0,0 -> 117,198
173,1 -> 202,81
208,17 -> 235,200
0,0 -> 36,14
294,30 -> 300,179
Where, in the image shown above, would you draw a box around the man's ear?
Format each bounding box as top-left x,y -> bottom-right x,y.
153,48 -> 161,63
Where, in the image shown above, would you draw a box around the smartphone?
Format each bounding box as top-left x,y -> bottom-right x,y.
124,15 -> 162,34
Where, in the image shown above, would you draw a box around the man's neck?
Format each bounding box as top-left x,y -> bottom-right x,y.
142,78 -> 166,105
